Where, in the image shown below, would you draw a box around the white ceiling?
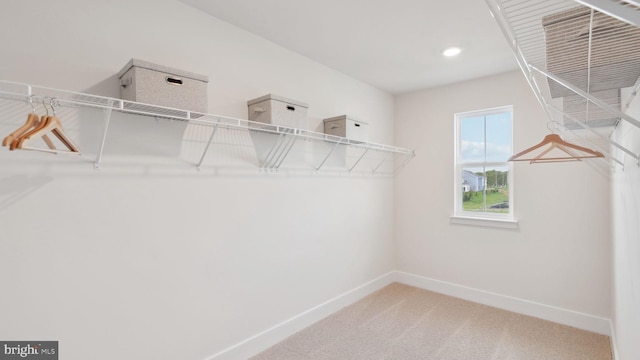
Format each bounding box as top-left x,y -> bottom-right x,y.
178,0 -> 519,94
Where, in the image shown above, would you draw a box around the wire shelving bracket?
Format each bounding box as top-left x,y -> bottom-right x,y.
0,80 -> 415,176
485,0 -> 640,167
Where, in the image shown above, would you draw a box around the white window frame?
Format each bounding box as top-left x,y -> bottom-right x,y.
452,106 -> 516,228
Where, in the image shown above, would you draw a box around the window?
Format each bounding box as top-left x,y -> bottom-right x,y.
454,106 -> 513,221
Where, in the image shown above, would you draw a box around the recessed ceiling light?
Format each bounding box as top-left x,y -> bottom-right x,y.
443,47 -> 462,57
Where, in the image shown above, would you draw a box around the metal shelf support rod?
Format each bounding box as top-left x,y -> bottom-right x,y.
611,139 -> 640,164
372,152 -> 390,174
349,148 -> 369,173
273,135 -> 297,169
316,139 -> 343,172
394,153 -> 416,175
94,100 -> 113,169
196,123 -> 219,171
262,134 -> 288,169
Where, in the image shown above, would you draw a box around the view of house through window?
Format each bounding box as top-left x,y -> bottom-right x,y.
455,106 -> 513,217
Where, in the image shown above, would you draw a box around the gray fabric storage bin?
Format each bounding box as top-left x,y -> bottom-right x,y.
542,7 -> 640,98
247,94 -> 308,128
323,115 -> 368,142
117,59 -> 209,113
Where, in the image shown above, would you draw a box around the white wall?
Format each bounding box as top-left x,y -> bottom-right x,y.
0,1 -> 396,359
394,71 -> 612,325
611,92 -> 640,360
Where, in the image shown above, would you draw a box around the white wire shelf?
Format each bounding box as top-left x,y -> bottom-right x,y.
0,80 -> 415,175
486,0 -> 640,167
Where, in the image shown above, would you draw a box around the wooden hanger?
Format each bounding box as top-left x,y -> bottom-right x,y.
9,114 -> 50,150
7,98 -> 81,154
2,112 -> 55,149
12,115 -> 80,154
509,133 -> 604,164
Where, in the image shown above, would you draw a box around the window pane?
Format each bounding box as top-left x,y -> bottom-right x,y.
460,116 -> 485,163
486,112 -> 512,162
484,165 -> 510,214
455,106 -> 513,219
461,166 -> 486,212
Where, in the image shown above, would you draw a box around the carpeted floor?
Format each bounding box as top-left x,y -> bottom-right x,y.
251,283 -> 612,360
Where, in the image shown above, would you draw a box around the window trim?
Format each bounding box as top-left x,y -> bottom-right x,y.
450,215 -> 519,230
453,106 -> 515,222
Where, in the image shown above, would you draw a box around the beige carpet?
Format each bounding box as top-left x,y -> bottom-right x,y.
251,283 -> 611,360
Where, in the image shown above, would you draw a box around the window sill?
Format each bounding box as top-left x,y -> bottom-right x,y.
450,215 -> 519,230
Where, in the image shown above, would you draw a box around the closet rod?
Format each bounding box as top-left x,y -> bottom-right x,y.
542,100 -> 624,166
0,80 -> 415,157
529,65 -> 640,165
574,0 -> 640,27
529,65 -> 640,130
485,0 -> 640,167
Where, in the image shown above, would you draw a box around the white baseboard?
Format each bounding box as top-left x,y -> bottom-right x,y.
609,320 -> 619,360
206,271 -> 397,360
207,270 -> 613,359
395,271 -> 612,336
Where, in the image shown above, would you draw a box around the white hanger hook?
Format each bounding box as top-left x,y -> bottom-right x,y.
546,120 -> 561,134
42,98 -> 49,116
28,96 -> 36,113
49,98 -> 57,116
